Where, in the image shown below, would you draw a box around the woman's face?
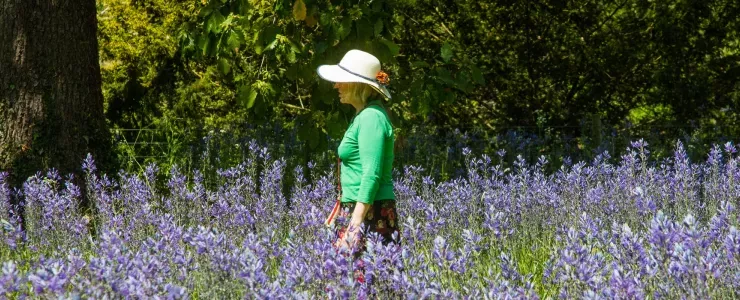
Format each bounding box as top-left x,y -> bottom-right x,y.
334,82 -> 353,104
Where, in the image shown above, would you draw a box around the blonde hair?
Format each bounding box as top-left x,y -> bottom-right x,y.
346,82 -> 379,106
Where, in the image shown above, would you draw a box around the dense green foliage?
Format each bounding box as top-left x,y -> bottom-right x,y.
97,0 -> 740,177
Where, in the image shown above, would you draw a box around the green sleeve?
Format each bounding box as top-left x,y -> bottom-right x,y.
355,110 -> 387,204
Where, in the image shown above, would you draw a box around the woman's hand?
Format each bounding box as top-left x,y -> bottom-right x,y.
334,202 -> 371,251
336,225 -> 361,250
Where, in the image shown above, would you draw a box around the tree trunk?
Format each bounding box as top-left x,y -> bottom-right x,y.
0,0 -> 111,187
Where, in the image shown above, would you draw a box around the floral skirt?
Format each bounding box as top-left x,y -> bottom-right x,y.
334,200 -> 400,251
333,200 -> 400,284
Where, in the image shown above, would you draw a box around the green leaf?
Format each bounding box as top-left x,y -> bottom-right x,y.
436,86 -> 456,103
204,35 -> 219,56
196,34 -> 209,52
207,11 -> 226,34
297,120 -> 312,140
435,67 -> 454,85
297,122 -> 320,149
315,41 -> 328,54
220,14 -> 234,29
379,38 -> 400,56
337,18 -> 352,40
254,80 -> 276,96
455,71 -> 472,93
252,30 -> 261,44
217,58 -> 231,75
471,65 -> 485,85
238,85 -> 258,109
371,0 -> 383,12
411,60 -> 430,69
293,0 -> 307,21
236,0 -> 252,15
441,42 -> 453,62
262,26 -> 280,47
416,98 -> 430,118
374,20 -> 383,37
286,37 -> 301,53
198,5 -> 214,18
286,50 -> 297,63
265,37 -> 279,51
227,30 -> 242,52
319,13 -> 332,26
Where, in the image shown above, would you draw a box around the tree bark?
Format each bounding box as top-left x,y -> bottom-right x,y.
0,0 -> 111,187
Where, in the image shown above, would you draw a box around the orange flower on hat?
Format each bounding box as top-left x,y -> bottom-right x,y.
376,71 -> 390,85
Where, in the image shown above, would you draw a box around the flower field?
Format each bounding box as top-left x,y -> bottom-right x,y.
1,140 -> 739,299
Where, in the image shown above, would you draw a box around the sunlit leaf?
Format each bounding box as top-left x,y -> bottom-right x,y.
220,14 -> 234,29
293,0 -> 307,21
319,13 -> 332,26
198,3 -> 215,18
218,58 -> 231,75
262,26 -> 280,51
196,34 -> 209,52
227,30 -> 243,52
265,37 -> 279,51
236,0 -> 251,15
206,11 -> 225,34
254,80 -> 276,96
253,30 -> 263,54
238,85 -> 258,109
286,37 -> 301,53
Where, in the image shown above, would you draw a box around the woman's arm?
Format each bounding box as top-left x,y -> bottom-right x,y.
339,202 -> 371,249
349,202 -> 371,229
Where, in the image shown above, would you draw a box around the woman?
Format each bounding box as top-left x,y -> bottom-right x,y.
317,49 -> 399,253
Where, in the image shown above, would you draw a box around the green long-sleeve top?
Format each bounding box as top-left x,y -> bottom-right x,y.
338,99 -> 395,204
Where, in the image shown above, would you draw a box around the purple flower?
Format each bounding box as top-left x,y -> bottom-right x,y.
0,261 -> 23,295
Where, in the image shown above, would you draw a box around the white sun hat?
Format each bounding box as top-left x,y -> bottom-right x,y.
317,49 -> 392,99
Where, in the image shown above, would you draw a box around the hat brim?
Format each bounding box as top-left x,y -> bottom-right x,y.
317,65 -> 392,99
